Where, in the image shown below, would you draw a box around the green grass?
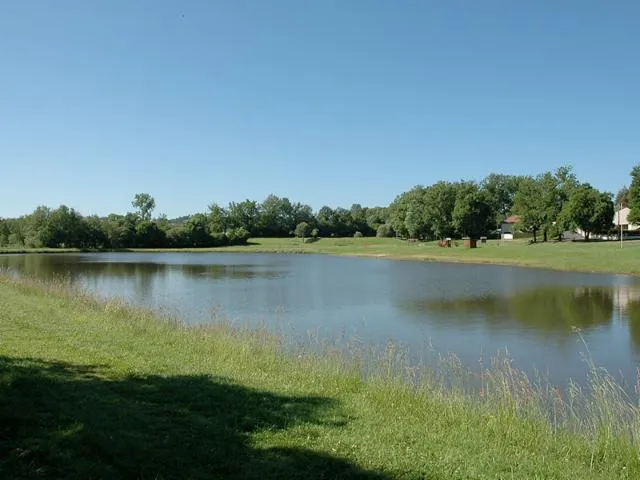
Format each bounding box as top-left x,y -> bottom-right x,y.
1,275 -> 639,479
3,237 -> 640,275
143,237 -> 640,275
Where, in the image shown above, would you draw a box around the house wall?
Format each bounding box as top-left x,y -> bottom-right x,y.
614,208 -> 640,231
500,223 -> 515,240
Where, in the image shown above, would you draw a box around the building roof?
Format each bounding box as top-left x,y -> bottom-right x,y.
503,215 -> 520,224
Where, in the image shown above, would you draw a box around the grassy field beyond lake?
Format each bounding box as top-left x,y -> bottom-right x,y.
142,237 -> 640,276
2,237 -> 640,275
1,275 -> 639,479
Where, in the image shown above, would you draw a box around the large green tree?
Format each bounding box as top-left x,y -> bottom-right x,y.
480,174 -> 523,227
226,200 -> 261,236
549,166 -> 579,239
404,205 -> 422,240
132,193 -> 156,222
615,186 -> 630,209
0,218 -> 9,246
84,215 -> 108,248
512,168 -> 575,242
315,206 -> 335,237
331,207 -> 354,237
183,214 -> 215,247
592,192 -> 615,235
104,213 -> 137,248
365,207 -> 389,232
513,176 -> 546,242
452,182 -> 494,238
388,186 -> 429,239
258,195 -> 294,236
46,205 -> 88,248
135,221 -> 167,248
294,221 -> 311,241
291,202 -> 315,230
423,181 -> 458,239
349,204 -> 370,235
207,203 -> 228,233
560,185 -> 614,240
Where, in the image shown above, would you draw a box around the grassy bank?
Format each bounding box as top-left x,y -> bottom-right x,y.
1,276 -> 639,479
3,237 -> 640,275
149,237 -> 640,276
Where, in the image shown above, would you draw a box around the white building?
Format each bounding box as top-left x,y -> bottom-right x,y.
614,207 -> 639,232
500,215 -> 520,240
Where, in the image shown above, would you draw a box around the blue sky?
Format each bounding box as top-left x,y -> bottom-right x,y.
1,1 -> 638,218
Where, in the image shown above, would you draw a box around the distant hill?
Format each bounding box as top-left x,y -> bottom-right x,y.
167,215 -> 191,225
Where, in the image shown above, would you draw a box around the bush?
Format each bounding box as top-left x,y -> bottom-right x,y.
210,232 -> 228,247
311,228 -> 319,238
376,224 -> 393,238
353,231 -> 363,238
225,227 -> 250,245
7,234 -> 23,247
166,227 -> 189,248
294,222 -> 311,239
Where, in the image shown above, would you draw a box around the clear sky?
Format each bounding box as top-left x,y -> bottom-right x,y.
1,1 -> 638,218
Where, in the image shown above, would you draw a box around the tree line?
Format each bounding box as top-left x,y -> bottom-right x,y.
1,165 -> 639,249
387,166 -> 618,243
0,192 -> 391,249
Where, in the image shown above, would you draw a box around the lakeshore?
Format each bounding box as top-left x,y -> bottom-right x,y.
2,237 -> 640,276
1,275 -> 638,479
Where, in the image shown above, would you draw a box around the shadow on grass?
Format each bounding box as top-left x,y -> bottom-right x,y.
0,357 -> 389,479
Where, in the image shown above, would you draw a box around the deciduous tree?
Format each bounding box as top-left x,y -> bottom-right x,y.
452,183 -> 494,238
132,193 -> 156,222
561,185 -> 613,240
616,186 -> 630,209
294,221 -> 310,241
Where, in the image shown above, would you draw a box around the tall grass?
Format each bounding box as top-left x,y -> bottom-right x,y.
2,272 -> 640,478
9,273 -> 638,446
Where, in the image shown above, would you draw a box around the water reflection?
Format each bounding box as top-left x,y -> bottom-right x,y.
0,254 -> 285,281
400,285 -> 640,354
623,300 -> 640,355
2,253 -> 640,385
407,287 -> 616,332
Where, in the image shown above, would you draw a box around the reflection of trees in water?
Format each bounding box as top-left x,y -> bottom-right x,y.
0,256 -> 282,280
406,287 -> 615,334
0,256 -> 284,299
180,264 -> 283,280
625,300 -> 640,355
510,288 -> 614,331
0,255 -> 79,280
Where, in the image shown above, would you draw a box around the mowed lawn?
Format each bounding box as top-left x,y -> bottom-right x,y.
3,237 -> 639,275
195,237 -> 640,276
1,276 -> 639,479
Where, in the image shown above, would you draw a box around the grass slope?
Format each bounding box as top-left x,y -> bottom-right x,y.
3,237 -> 639,275
148,237 -> 640,276
1,276 -> 638,479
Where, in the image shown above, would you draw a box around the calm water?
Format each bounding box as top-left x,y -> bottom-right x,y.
3,252 -> 640,385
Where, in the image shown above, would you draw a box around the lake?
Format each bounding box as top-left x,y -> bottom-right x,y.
2,252 -> 640,386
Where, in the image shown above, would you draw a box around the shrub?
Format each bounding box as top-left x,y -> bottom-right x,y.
353,231 -> 363,238
376,224 -> 393,238
226,227 -> 250,245
294,222 -> 311,239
